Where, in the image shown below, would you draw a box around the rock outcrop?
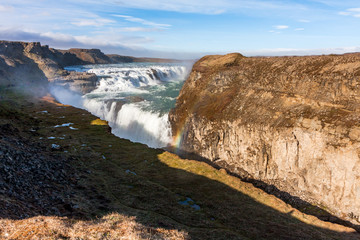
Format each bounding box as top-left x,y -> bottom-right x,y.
59,48 -> 112,65
169,52 -> 360,224
51,72 -> 98,94
62,49 -> 181,65
0,41 -> 98,93
0,41 -> 52,88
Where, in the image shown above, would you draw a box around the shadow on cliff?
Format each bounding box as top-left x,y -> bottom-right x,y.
0,88 -> 360,239
168,147 -> 360,233
0,55 -> 49,97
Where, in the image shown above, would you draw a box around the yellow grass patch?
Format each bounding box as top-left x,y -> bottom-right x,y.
41,94 -> 70,107
91,118 -> 109,126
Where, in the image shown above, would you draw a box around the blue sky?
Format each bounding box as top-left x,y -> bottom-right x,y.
0,0 -> 360,58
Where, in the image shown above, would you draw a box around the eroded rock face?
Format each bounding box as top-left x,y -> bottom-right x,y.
0,41 -> 49,89
169,53 -> 360,224
51,72 -> 98,94
0,41 -> 98,94
60,48 -> 111,64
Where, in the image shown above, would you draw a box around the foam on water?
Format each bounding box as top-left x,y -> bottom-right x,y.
82,92 -> 174,148
57,62 -> 190,148
67,64 -> 187,93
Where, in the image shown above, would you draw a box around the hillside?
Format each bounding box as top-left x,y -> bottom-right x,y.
60,49 -> 181,65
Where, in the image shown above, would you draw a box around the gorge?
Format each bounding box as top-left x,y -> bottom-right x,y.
2,40 -> 360,239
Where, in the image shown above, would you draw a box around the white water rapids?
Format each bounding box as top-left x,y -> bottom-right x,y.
51,63 -> 190,148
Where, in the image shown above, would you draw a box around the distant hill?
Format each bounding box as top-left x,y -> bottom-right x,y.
59,48 -> 182,65
107,54 -> 182,63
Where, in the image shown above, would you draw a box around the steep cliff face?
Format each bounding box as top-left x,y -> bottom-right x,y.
0,41 -> 52,87
60,48 -> 111,64
0,41 -> 98,93
169,53 -> 360,224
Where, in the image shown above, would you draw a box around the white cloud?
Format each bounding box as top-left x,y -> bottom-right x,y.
106,0 -> 306,14
313,0 -> 360,7
0,27 -> 199,58
348,7 -> 360,12
40,11 -> 51,17
243,46 -> 360,57
295,28 -> 305,31
74,34 -> 152,47
298,19 -> 310,23
274,25 -> 289,29
113,15 -> 171,28
0,5 -> 14,12
109,0 -> 228,14
118,27 -> 163,32
41,32 -> 76,42
0,28 -> 151,49
339,11 -> 350,16
339,8 -> 360,17
71,18 -> 115,27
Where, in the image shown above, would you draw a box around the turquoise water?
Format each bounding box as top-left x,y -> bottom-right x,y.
63,62 -> 190,148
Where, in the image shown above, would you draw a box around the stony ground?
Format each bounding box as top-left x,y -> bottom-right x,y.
0,86 -> 360,239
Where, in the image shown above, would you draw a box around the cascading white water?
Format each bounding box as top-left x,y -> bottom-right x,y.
66,64 -> 188,93
83,99 -> 172,148
112,103 -> 172,147
60,63 -> 190,148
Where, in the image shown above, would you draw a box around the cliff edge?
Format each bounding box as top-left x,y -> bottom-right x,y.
169,52 -> 360,225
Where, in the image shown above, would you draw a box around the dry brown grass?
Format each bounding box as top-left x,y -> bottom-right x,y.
0,213 -> 188,240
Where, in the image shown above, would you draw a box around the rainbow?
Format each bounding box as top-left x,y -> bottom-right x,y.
172,126 -> 185,149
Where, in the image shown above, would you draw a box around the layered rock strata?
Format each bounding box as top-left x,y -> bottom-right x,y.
0,41 -> 97,93
169,52 -> 360,224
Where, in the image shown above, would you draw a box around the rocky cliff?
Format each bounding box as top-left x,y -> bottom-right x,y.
0,41 -> 55,88
59,48 -> 112,65
0,41 -> 98,93
62,49 -> 181,65
169,52 -> 360,225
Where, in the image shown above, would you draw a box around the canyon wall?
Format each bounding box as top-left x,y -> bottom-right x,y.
169,53 -> 360,224
0,41 -> 98,93
0,40 -> 180,93
0,41 -> 54,88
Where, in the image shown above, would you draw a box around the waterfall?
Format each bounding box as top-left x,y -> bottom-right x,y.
55,62 -> 190,148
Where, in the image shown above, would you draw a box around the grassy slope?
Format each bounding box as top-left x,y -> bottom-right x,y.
0,87 -> 359,240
